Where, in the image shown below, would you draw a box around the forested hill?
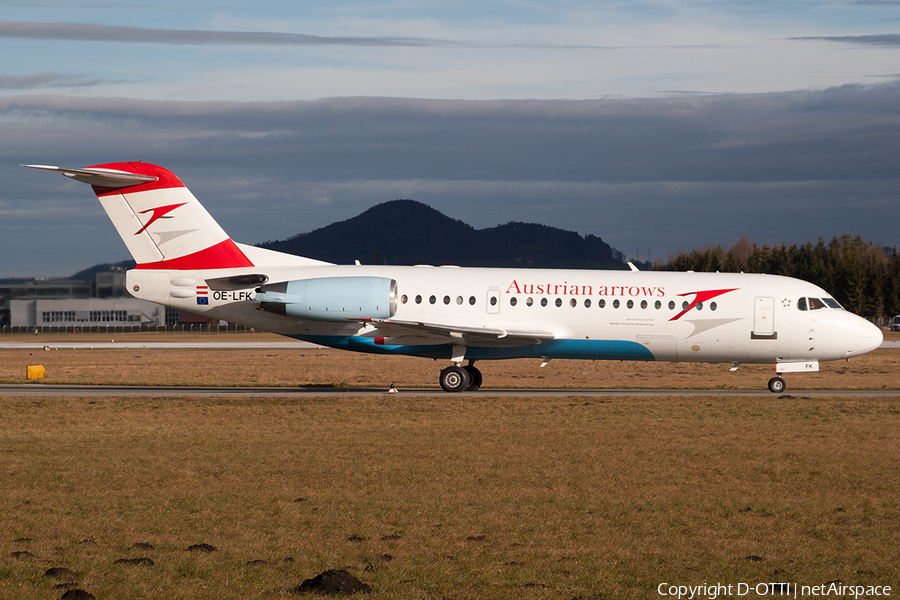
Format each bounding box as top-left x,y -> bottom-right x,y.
659,234 -> 900,321
258,199 -> 626,270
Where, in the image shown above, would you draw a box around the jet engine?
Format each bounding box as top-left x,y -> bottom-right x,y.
255,276 -> 397,321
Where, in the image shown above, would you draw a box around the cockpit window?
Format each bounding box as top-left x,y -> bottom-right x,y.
808,297 -> 827,310
798,296 -> 840,311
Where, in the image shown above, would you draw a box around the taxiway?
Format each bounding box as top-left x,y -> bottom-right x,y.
2,383 -> 898,398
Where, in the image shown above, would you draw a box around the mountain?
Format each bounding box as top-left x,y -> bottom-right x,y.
258,199 -> 626,269
68,199 -> 627,278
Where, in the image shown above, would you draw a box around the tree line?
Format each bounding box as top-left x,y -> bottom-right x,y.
657,234 -> 900,322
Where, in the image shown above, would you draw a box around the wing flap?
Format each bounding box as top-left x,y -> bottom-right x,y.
357,318 -> 555,347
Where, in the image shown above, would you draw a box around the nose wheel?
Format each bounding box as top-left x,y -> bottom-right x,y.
767,376 -> 786,393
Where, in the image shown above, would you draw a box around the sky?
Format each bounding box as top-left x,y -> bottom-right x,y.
1,1 -> 899,277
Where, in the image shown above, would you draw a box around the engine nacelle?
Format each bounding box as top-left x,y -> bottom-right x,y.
255,276 -> 397,321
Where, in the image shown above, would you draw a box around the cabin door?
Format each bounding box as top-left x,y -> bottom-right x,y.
752,296 -> 776,339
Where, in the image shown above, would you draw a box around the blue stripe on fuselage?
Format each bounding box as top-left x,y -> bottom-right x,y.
295,336 -> 655,361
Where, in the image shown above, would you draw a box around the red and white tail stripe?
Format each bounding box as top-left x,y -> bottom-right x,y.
88,162 -> 254,270
25,162 -> 254,270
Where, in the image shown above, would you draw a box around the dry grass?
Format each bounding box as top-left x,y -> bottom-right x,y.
1,393 -> 898,599
1,343 -> 898,390
2,334 -> 898,597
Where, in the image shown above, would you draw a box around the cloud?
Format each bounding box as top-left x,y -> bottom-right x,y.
0,72 -> 107,90
2,85 -> 899,275
791,34 -> 900,47
0,20 -> 452,47
5,85 -> 900,189
0,20 -> 715,52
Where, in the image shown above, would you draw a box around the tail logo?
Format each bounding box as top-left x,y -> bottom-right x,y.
135,202 -> 188,235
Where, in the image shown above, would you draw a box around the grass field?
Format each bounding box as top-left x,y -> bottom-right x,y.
1,336 -> 898,598
1,332 -> 899,390
1,394 -> 898,599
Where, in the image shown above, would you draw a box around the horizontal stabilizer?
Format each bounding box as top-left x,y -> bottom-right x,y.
22,164 -> 158,188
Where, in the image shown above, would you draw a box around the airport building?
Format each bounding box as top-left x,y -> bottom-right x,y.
9,297 -> 168,327
2,267 -> 184,328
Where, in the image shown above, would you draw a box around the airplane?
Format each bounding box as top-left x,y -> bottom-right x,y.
24,161 -> 884,393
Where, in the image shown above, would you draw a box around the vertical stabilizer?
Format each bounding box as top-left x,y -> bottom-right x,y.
25,162 -> 254,270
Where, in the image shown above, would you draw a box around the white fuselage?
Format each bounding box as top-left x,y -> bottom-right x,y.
126,260 -> 883,366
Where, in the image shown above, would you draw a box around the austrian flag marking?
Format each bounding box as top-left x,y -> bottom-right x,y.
196,285 -> 209,305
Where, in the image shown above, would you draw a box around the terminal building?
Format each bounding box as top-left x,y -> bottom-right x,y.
2,267 -> 183,328
10,297 -> 168,328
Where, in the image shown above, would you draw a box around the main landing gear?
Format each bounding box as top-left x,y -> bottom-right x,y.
767,376 -> 786,393
439,362 -> 482,392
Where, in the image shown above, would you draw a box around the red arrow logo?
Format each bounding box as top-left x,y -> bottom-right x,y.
134,202 -> 187,235
669,288 -> 738,321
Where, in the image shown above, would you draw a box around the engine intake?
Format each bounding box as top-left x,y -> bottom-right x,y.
255,276 -> 397,321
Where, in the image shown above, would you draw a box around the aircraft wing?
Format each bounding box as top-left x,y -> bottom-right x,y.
356,318 -> 556,347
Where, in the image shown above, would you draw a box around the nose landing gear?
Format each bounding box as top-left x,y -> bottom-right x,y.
767,376 -> 786,393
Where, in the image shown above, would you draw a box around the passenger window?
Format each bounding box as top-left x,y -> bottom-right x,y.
541,298 -> 548,307
415,295 -> 422,304
456,296 -> 463,305
429,295 -> 436,304
569,299 -> 577,308
613,299 -> 620,309
555,298 -> 563,307
469,296 -> 476,305
626,300 -> 634,309
668,300 -> 675,310
526,297 -> 533,306
710,302 -> 717,312
696,301 -> 703,311
510,297 -> 518,306
598,299 -> 606,308
655,300 -> 661,310
640,300 -> 647,309
584,299 -> 591,308
443,295 -> 451,305
682,301 -> 690,311
401,294 -> 408,304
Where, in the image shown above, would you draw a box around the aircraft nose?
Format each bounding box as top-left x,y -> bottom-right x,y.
851,317 -> 883,357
